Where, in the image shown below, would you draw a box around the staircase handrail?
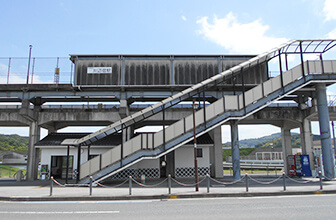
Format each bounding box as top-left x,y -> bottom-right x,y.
64,40 -> 336,147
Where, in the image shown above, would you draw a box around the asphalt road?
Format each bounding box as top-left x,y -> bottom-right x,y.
1,194 -> 336,220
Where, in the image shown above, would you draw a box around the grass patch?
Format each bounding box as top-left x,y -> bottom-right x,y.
0,165 -> 26,178
223,148 -> 255,160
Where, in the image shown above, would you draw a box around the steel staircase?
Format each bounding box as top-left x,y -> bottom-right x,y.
73,40 -> 336,184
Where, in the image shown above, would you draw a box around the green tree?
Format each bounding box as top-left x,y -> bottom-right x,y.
0,134 -> 29,154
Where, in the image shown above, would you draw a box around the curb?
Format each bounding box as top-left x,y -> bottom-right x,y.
1,190 -> 336,202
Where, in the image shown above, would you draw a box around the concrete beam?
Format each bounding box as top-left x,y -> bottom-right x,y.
0,110 -> 31,126
4,105 -> 336,131
38,110 -> 119,128
19,99 -> 37,121
250,107 -> 303,123
0,83 -> 255,103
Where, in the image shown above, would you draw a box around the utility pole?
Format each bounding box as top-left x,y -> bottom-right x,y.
192,99 -> 199,191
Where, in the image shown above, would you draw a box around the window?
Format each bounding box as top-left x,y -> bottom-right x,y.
197,148 -> 203,158
89,154 -> 99,160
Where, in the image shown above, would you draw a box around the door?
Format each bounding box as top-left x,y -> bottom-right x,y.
50,156 -> 73,179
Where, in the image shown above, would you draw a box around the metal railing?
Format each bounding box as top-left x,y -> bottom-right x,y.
80,60 -> 336,182
0,57 -> 73,85
49,171 -> 329,197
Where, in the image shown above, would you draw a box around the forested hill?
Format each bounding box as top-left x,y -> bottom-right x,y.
0,132 -> 323,154
223,132 -> 321,148
0,134 -> 29,153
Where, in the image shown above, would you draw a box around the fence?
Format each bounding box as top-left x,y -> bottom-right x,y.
224,168 -> 283,177
0,57 -> 73,84
49,171 -> 328,196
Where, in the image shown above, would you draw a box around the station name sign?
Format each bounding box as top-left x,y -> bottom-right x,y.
87,67 -> 112,74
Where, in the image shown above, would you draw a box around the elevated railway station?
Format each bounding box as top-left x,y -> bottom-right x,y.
0,40 -> 336,183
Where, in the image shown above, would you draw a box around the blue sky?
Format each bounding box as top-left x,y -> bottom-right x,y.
1,0 -> 336,57
1,0 -> 336,141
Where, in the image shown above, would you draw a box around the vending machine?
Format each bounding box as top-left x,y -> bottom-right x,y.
288,155 -> 296,176
301,154 -> 312,177
295,155 -> 302,176
287,154 -> 312,177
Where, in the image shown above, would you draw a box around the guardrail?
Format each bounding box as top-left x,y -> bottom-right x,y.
240,160 -> 284,165
223,162 -> 283,171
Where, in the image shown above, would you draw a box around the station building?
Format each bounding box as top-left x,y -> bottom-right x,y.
36,132 -> 213,180
1,40 -> 336,183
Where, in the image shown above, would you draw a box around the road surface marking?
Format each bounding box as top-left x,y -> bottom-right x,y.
0,211 -> 119,214
0,200 -> 154,205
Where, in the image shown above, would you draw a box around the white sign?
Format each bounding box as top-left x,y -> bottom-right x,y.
87,67 -> 112,74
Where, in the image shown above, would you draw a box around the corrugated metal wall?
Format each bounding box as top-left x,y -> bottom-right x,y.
174,59 -> 218,85
73,56 -> 265,86
125,60 -> 170,85
76,60 -> 121,85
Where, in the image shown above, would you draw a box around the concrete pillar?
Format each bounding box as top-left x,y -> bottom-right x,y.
316,84 -> 335,178
166,151 -> 175,177
26,120 -> 40,181
119,100 -> 132,142
230,120 -> 241,181
119,100 -> 129,118
208,127 -> 224,178
34,147 -> 40,179
21,101 -> 41,181
281,126 -> 292,175
300,118 -> 315,171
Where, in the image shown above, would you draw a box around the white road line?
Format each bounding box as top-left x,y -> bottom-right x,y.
0,211 -> 119,214
237,194 -> 336,200
0,200 -> 153,204
162,193 -> 336,202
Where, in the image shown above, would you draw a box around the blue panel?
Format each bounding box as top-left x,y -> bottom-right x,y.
301,154 -> 312,177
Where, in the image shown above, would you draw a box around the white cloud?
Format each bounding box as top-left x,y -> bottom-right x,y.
0,127 -> 29,136
181,15 -> 187,21
0,72 -> 53,84
0,73 -> 26,84
221,124 -> 280,143
196,13 -> 288,54
327,90 -> 335,96
0,63 -> 7,71
323,0 -> 336,21
326,28 -> 336,38
31,74 -> 53,84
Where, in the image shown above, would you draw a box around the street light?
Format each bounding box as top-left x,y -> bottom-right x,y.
270,143 -> 274,160
192,99 -> 199,191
